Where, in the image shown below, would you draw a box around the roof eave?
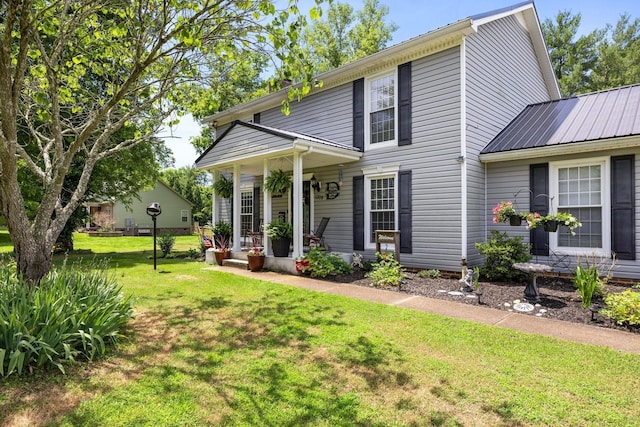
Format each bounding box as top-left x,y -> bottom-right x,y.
202,20 -> 475,127
479,135 -> 640,163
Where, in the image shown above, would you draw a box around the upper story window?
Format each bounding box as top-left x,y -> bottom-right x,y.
550,158 -> 610,256
366,71 -> 396,148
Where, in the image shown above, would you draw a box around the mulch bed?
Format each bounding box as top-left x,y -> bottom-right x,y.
325,270 -> 639,334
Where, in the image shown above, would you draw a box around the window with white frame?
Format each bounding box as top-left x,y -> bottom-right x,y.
550,158 -> 610,254
181,210 -> 189,222
240,191 -> 253,234
365,173 -> 397,246
366,71 -> 396,148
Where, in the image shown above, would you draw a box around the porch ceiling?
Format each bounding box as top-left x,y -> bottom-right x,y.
235,142 -> 362,175
196,120 -> 362,175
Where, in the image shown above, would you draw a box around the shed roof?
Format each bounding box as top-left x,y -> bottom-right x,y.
481,84 -> 640,158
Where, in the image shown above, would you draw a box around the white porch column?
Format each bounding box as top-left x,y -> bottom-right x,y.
263,159 -> 272,255
211,170 -> 220,225
232,164 -> 241,252
292,151 -> 303,257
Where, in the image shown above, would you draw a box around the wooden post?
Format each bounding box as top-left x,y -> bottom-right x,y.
375,230 -> 400,262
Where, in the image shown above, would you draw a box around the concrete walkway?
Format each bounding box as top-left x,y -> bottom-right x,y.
216,266 -> 640,355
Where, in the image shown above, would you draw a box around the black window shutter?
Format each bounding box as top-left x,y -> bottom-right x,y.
253,186 -> 261,231
398,62 -> 412,146
252,112 -> 260,124
530,163 -> 549,256
399,170 -> 412,253
353,175 -> 365,250
353,78 -> 365,151
611,155 -> 635,260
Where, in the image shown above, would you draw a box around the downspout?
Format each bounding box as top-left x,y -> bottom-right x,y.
460,38 -> 468,273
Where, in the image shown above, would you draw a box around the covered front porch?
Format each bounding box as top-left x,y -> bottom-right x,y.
195,121 -> 362,272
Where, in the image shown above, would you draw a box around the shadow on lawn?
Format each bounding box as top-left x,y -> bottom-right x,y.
114,287 -> 423,425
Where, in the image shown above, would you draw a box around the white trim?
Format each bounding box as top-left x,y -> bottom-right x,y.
180,209 -> 189,223
364,69 -> 398,151
362,165 -> 400,175
364,172 -> 399,250
549,157 -> 611,257
479,136 -> 640,163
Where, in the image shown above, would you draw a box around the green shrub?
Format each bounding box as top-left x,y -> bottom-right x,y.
475,230 -> 531,282
573,264 -> 604,308
601,289 -> 640,327
417,269 -> 440,279
158,233 -> 176,257
305,247 -> 352,278
0,260 -> 133,377
367,252 -> 405,287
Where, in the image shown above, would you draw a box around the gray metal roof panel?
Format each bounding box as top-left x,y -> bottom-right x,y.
482,84 -> 640,154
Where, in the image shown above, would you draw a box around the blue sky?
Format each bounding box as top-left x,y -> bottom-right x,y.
162,0 -> 639,168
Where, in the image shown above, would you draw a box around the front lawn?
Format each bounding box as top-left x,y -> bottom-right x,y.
0,230 -> 639,426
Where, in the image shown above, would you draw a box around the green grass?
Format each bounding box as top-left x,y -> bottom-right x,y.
1,229 -> 639,426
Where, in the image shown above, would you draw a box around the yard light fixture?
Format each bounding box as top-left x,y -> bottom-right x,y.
146,202 -> 162,270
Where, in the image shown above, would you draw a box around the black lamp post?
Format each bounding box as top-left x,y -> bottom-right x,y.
146,202 -> 161,270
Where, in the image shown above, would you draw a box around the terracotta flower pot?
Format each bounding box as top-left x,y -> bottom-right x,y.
214,251 -> 226,265
247,255 -> 265,271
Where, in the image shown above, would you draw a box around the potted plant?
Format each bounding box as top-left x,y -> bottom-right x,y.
265,219 -> 293,257
492,201 -> 521,225
213,235 -> 231,265
264,169 -> 292,195
212,221 -> 232,258
524,211 -> 581,235
213,174 -> 233,199
247,246 -> 265,271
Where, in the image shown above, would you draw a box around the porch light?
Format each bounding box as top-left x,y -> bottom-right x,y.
310,175 -> 321,192
146,202 -> 161,270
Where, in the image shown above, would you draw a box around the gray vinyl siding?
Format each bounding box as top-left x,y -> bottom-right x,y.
349,47 -> 463,270
260,84 -> 353,144
465,15 -> 552,266
198,125 -> 296,167
486,147 -> 640,279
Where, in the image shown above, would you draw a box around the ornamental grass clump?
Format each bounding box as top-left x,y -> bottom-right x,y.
0,259 -> 133,377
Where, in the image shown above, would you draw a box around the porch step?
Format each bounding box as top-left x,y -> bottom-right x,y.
223,258 -> 249,270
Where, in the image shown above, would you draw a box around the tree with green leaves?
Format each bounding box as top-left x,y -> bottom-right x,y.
590,14 -> 640,91
0,0 -> 322,283
542,10 -> 604,96
161,167 -> 212,225
301,0 -> 398,73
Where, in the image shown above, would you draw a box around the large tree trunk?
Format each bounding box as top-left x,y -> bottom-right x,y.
13,236 -> 52,285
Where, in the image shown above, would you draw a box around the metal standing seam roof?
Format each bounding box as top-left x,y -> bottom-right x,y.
481,84 -> 640,155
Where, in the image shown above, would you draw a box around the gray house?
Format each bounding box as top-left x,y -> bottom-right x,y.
196,2 -> 640,278
482,84 -> 640,278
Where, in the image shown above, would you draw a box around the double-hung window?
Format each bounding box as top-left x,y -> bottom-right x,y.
550,158 -> 610,255
364,167 -> 399,247
240,191 -> 253,234
180,210 -> 189,223
366,71 -> 396,148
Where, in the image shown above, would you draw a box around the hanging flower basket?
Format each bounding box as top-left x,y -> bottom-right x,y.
264,169 -> 292,194
509,215 -> 522,226
543,219 -> 559,232
212,175 -> 233,199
